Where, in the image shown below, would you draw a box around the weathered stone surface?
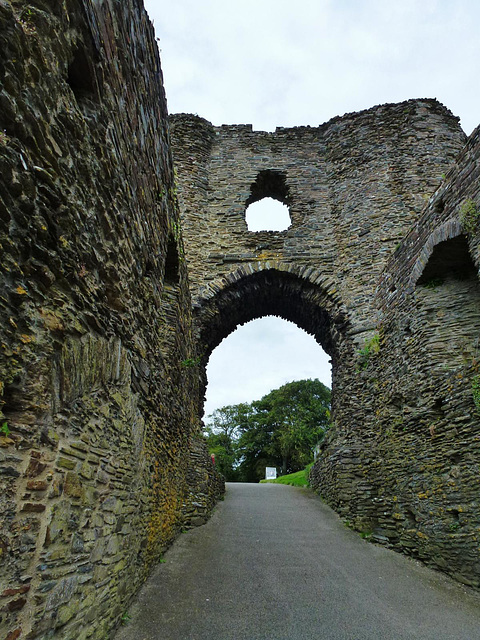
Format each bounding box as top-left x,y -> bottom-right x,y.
0,2 -> 223,639
170,98 -> 480,589
183,437 -> 225,528
1,0 -> 480,638
170,102 -> 464,343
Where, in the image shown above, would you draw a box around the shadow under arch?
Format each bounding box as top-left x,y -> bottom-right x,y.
192,266 -> 350,417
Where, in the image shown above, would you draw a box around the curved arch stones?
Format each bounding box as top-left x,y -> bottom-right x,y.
3,4 -> 480,638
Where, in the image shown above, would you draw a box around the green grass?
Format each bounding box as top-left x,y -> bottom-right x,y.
260,463 -> 313,487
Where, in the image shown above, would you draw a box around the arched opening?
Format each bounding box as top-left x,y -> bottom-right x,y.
416,235 -> 477,285
204,316 -> 331,416
415,234 -> 480,372
245,169 -> 292,232
204,316 -> 332,482
195,269 -> 345,366
194,268 -> 349,481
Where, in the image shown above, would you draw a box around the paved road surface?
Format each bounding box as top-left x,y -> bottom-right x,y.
114,483 -> 480,640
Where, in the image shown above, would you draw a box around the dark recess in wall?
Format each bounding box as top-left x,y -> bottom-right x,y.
67,46 -> 97,100
416,235 -> 476,284
246,169 -> 291,206
164,235 -> 180,285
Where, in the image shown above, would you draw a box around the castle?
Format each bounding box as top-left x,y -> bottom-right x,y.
0,1 -> 479,638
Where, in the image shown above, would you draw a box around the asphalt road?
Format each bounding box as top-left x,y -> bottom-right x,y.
114,483 -> 480,640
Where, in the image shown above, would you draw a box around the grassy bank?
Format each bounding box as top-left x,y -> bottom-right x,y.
260,463 -> 313,487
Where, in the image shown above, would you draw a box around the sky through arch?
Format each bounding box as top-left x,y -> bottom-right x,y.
245,197 -> 291,232
204,316 -> 331,418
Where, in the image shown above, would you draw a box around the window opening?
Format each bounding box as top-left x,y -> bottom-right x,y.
164,235 -> 180,285
245,169 -> 292,232
416,235 -> 476,285
416,234 -> 480,372
245,197 -> 291,232
67,46 -> 97,101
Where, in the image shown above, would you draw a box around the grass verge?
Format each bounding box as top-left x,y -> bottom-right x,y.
260,463 -> 313,487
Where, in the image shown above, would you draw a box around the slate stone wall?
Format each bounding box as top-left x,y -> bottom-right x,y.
1,0 -> 480,637
170,101 -> 464,330
339,125 -> 480,586
313,128 -> 480,587
170,104 -> 480,586
169,103 -> 465,400
0,2 -> 222,639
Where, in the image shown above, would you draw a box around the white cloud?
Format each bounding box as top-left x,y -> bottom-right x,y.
147,0 -> 480,133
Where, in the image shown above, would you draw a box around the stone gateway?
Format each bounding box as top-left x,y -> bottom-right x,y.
0,1 -> 479,639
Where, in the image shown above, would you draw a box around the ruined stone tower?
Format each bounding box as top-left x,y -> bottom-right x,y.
0,1 -> 479,639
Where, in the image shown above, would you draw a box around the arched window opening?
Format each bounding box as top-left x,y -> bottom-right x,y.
416,235 -> 476,286
67,46 -> 97,101
245,197 -> 291,232
245,169 -> 292,232
164,235 -> 180,286
416,234 -> 480,371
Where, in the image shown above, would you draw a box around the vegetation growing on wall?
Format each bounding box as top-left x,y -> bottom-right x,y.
459,198 -> 479,234
357,332 -> 381,370
471,374 -> 480,413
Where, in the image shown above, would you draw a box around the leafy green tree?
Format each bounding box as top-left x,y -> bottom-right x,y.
264,379 -> 331,474
203,425 -> 239,481
203,403 -> 253,481
204,379 -> 331,483
237,379 -> 330,480
234,403 -> 277,482
206,403 -> 253,440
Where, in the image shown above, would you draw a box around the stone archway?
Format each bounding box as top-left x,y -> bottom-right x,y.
3,2 -> 480,637
191,265 -> 349,420
169,101 -> 473,578
194,264 -> 345,357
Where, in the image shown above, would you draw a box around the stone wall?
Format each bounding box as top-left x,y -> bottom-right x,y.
2,0 -> 480,637
183,436 -> 225,528
0,2 -> 222,639
170,104 -> 480,587
170,101 -> 464,320
310,127 -> 480,586
169,102 -> 465,400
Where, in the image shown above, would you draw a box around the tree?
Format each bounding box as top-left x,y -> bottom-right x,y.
203,403 -> 253,481
206,403 -> 253,440
263,379 -> 331,474
203,425 -> 239,481
238,379 -> 331,479
204,379 -> 331,483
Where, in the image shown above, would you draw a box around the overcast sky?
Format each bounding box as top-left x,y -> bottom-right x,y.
143,0 -> 480,417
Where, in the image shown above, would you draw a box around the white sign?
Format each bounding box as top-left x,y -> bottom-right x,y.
265,467 -> 277,480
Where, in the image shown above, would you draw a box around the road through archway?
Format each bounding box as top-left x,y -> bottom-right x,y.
115,484 -> 480,640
